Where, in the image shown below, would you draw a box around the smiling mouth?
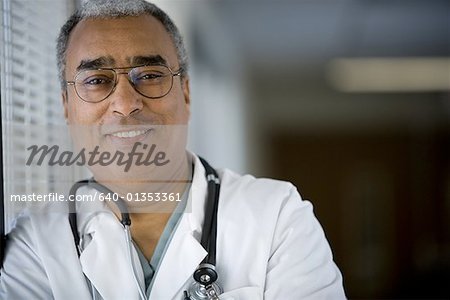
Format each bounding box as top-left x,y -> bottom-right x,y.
110,129 -> 150,138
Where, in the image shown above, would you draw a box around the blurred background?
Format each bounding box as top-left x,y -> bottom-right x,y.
1,0 -> 449,298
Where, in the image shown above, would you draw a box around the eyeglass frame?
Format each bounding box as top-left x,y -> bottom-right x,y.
65,64 -> 183,103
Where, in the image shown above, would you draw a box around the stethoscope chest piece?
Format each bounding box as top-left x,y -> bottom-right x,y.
186,281 -> 222,300
185,264 -> 222,300
193,263 -> 218,285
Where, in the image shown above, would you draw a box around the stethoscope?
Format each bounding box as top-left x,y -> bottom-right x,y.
68,157 -> 222,300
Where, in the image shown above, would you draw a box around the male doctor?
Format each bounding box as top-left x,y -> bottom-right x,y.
0,0 -> 346,299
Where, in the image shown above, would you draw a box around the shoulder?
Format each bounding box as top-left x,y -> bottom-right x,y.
2,211 -> 78,276
4,211 -> 69,252
0,212 -> 50,296
218,167 -> 308,212
3,210 -> 77,265
4,213 -> 36,251
216,168 -> 317,240
219,168 -> 294,192
1,211 -> 82,298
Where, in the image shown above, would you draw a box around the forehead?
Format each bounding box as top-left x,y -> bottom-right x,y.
65,15 -> 179,72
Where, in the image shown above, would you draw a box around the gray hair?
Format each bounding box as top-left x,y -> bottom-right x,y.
56,0 -> 188,89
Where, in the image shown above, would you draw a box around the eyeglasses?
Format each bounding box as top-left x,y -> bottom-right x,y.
66,64 -> 182,103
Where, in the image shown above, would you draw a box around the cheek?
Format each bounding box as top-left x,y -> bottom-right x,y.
67,98 -> 108,125
167,85 -> 190,123
157,99 -> 189,124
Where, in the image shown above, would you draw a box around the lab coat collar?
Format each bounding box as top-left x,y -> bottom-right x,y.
148,152 -> 209,300
187,152 -> 209,235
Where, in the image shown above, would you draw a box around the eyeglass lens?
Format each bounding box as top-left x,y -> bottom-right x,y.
74,65 -> 174,102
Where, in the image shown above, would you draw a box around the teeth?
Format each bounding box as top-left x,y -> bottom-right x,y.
111,130 -> 148,138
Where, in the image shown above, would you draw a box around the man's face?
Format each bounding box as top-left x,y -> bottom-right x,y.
63,15 -> 190,127
62,15 -> 190,182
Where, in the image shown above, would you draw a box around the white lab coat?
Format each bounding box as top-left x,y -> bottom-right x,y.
0,154 -> 346,299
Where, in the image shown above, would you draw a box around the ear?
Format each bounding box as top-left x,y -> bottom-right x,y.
182,77 -> 191,107
62,90 -> 69,123
182,77 -> 191,115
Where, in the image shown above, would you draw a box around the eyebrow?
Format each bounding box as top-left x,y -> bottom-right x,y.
131,55 -> 168,66
75,55 -> 169,72
76,56 -> 116,71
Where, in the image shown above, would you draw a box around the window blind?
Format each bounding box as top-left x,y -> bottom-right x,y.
1,0 -> 76,233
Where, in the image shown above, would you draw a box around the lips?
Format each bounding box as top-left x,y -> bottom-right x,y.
103,127 -> 153,147
110,129 -> 149,138
103,125 -> 153,137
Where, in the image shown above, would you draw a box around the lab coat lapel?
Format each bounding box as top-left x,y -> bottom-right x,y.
149,216 -> 207,300
149,154 -> 209,300
79,212 -> 144,300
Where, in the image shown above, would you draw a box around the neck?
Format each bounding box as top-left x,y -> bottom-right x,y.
128,211 -> 172,260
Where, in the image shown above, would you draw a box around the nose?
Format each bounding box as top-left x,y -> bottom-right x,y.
109,75 -> 143,117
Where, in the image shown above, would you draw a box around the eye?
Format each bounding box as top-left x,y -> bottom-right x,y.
138,72 -> 164,81
83,76 -> 112,85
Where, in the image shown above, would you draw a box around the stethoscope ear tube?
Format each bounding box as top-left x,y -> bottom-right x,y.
68,178 -> 131,258
87,180 -> 131,227
69,179 -> 89,257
